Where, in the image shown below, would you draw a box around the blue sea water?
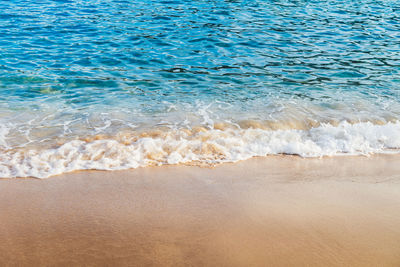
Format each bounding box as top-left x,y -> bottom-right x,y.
1,0 -> 400,177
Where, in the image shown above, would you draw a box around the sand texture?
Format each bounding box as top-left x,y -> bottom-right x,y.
1,155 -> 400,266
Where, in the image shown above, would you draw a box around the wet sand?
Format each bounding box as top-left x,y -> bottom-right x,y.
1,155 -> 400,266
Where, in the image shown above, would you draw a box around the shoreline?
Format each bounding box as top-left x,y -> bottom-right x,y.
1,155 -> 400,266
2,119 -> 400,179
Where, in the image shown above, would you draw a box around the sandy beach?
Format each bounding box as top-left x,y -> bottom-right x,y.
1,155 -> 400,266
2,0 -> 400,266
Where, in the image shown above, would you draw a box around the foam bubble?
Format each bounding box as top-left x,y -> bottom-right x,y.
1,121 -> 400,178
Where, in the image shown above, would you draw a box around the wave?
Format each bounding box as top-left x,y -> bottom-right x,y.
1,120 -> 400,178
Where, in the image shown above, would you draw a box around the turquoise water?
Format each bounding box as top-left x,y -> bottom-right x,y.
1,0 -> 400,178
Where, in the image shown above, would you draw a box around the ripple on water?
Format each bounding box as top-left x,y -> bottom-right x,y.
1,0 -> 400,177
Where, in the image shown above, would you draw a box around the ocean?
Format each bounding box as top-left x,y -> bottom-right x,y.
1,0 -> 400,178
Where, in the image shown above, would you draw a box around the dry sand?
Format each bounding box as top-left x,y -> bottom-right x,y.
1,155 -> 400,266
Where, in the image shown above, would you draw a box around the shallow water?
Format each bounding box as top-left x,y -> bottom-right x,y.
1,0 -> 400,177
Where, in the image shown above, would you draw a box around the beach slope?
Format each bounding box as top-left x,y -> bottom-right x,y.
1,155 -> 400,266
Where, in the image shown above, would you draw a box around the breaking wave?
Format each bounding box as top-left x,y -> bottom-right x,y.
1,120 -> 400,178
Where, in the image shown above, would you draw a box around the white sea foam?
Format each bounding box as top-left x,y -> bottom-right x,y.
0,121 -> 400,178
